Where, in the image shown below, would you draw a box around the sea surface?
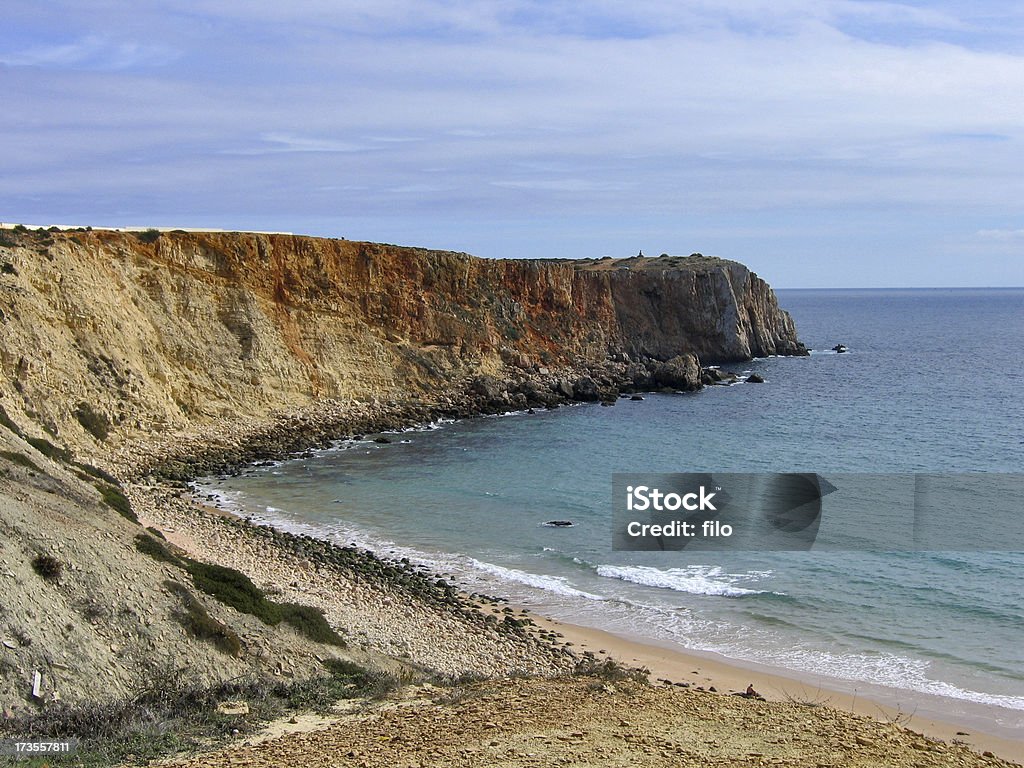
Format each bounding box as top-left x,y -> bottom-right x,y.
198,288 -> 1024,736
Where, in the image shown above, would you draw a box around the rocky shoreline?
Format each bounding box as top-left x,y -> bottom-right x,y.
115,355 -> 751,483
133,482 -> 578,680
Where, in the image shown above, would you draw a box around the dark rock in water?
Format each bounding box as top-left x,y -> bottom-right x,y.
704,367 -> 738,384
600,400 -> 614,407
652,354 -> 701,391
572,376 -> 600,401
545,520 -> 574,527
374,436 -> 392,443
746,373 -> 765,383
630,394 -> 644,401
832,343 -> 847,353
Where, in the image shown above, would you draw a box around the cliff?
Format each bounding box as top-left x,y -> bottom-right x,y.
0,228 -> 803,450
0,226 -> 803,725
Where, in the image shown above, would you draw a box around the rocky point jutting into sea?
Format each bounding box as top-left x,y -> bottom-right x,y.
0,228 -> 804,458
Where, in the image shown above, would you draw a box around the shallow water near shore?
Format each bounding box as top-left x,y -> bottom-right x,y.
199,288 -> 1024,737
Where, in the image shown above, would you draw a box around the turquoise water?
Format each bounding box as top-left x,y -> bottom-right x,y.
200,288 -> 1024,733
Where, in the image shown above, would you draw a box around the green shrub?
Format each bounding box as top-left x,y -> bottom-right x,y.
184,559 -> 272,619
72,461 -> 120,485
32,553 -> 63,581
99,484 -> 139,524
165,581 -> 242,656
25,435 -> 71,462
0,450 -> 39,471
135,229 -> 160,244
75,402 -> 110,441
183,559 -> 345,647
320,658 -> 397,699
573,657 -> 649,684
278,603 -> 345,647
135,533 -> 181,565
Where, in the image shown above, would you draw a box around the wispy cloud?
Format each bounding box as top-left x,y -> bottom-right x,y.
225,133 -> 371,155
1,34 -> 178,70
977,228 -> 1024,240
2,1 -> 1024,285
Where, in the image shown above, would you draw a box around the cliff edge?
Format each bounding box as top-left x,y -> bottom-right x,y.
0,228 -> 804,450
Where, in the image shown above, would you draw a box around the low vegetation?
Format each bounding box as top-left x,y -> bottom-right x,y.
31,553 -> 63,581
134,533 -> 346,647
572,656 -> 650,685
74,402 -> 111,441
165,580 -> 242,657
98,483 -> 139,524
134,228 -> 160,244
0,660 -> 397,767
0,450 -> 40,471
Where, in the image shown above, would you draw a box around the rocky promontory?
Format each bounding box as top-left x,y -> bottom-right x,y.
0,228 -> 804,453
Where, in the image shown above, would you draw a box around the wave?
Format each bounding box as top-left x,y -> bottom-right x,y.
468,559 -> 605,601
775,648 -> 1024,712
595,564 -> 774,597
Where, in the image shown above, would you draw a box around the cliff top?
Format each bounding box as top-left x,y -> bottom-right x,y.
1,224 -> 732,275
570,252 -> 735,273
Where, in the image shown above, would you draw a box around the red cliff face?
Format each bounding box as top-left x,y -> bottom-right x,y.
0,229 -> 804,445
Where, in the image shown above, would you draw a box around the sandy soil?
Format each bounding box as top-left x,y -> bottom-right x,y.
158,676 -> 1020,768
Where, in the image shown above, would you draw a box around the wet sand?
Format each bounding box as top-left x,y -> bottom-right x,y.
528,611 -> 1024,763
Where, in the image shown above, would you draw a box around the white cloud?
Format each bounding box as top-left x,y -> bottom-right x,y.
1,34 -> 178,70
3,1 -> 1024,283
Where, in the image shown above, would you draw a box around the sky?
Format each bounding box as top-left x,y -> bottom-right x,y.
2,1 -> 1023,287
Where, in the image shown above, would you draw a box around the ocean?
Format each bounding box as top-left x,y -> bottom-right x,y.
197,288 -> 1024,736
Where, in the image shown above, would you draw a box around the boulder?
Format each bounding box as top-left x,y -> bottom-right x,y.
746,373 -> 765,383
652,354 -> 702,391
572,376 -> 600,401
624,362 -> 654,390
553,378 -> 575,399
469,375 -> 504,401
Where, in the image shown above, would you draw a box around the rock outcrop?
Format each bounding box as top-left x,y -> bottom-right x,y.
0,228 -> 803,450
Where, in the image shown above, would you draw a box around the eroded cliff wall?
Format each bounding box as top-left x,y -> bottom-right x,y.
0,229 -> 803,448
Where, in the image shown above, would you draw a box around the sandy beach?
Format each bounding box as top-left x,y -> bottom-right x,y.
529,612 -> 1024,764
138,482 -> 1023,766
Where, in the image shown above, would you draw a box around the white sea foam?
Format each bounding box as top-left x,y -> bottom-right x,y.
769,648 -> 1024,712
468,559 -> 605,600
595,565 -> 771,597
191,484 -> 244,511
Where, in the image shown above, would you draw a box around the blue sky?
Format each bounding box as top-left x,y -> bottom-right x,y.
2,1 -> 1023,287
